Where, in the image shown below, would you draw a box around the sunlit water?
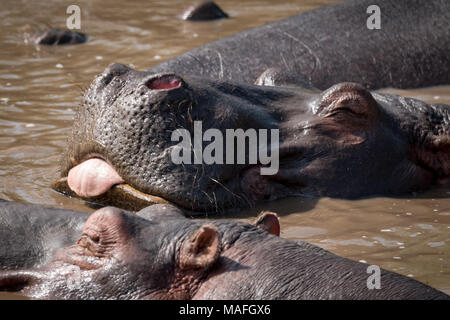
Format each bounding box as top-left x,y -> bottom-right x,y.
0,0 -> 448,298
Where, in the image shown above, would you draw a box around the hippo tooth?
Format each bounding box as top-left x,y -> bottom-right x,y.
67,158 -> 124,198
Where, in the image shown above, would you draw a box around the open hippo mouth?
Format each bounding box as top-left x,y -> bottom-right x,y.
53,63 -> 450,214
53,156 -> 169,211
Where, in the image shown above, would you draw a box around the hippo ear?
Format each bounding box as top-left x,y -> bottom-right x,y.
179,224 -> 221,270
254,211 -> 280,236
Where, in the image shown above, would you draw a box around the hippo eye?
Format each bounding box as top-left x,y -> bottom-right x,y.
90,234 -> 100,243
328,97 -> 368,118
145,74 -> 183,90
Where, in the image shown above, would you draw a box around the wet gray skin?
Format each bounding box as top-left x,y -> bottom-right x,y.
53,63 -> 450,214
0,201 -> 448,299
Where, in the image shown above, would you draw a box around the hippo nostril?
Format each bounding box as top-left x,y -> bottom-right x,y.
104,63 -> 131,76
145,74 -> 183,90
99,63 -> 131,86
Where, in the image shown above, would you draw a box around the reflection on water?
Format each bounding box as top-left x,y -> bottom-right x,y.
0,0 -> 449,297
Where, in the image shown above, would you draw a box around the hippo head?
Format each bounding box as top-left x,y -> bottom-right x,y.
53,63 -> 449,213
0,205 -> 278,299
0,205 -> 218,299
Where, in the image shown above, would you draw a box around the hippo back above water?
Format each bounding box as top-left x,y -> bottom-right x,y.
53,64 -> 450,213
150,0 -> 450,90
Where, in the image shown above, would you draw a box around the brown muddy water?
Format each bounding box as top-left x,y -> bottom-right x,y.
0,0 -> 449,299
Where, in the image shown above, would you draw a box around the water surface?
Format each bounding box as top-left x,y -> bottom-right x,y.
0,0 -> 448,297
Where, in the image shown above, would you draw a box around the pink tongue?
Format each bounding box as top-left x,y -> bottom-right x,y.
67,158 -> 124,198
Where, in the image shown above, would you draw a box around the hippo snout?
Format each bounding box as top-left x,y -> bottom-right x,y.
53,65 -> 197,211
55,63 -> 450,214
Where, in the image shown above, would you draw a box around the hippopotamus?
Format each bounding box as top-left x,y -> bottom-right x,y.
31,28 -> 87,45
180,1 -> 229,21
52,63 -> 450,213
0,200 -> 447,299
150,0 -> 450,90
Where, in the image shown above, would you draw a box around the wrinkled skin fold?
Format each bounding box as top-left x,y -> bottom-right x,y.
0,201 -> 448,299
53,63 -> 450,213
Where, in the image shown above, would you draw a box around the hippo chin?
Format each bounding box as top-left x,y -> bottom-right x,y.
52,63 -> 449,213
0,201 -> 447,300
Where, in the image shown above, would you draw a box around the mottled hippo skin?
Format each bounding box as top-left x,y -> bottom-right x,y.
0,201 -> 447,299
150,0 -> 450,90
53,64 -> 450,213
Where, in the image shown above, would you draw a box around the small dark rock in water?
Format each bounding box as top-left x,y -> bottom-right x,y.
33,28 -> 87,45
180,1 -> 229,21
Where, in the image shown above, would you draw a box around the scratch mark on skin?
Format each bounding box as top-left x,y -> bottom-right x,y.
216,50 -> 224,79
277,30 -> 321,75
